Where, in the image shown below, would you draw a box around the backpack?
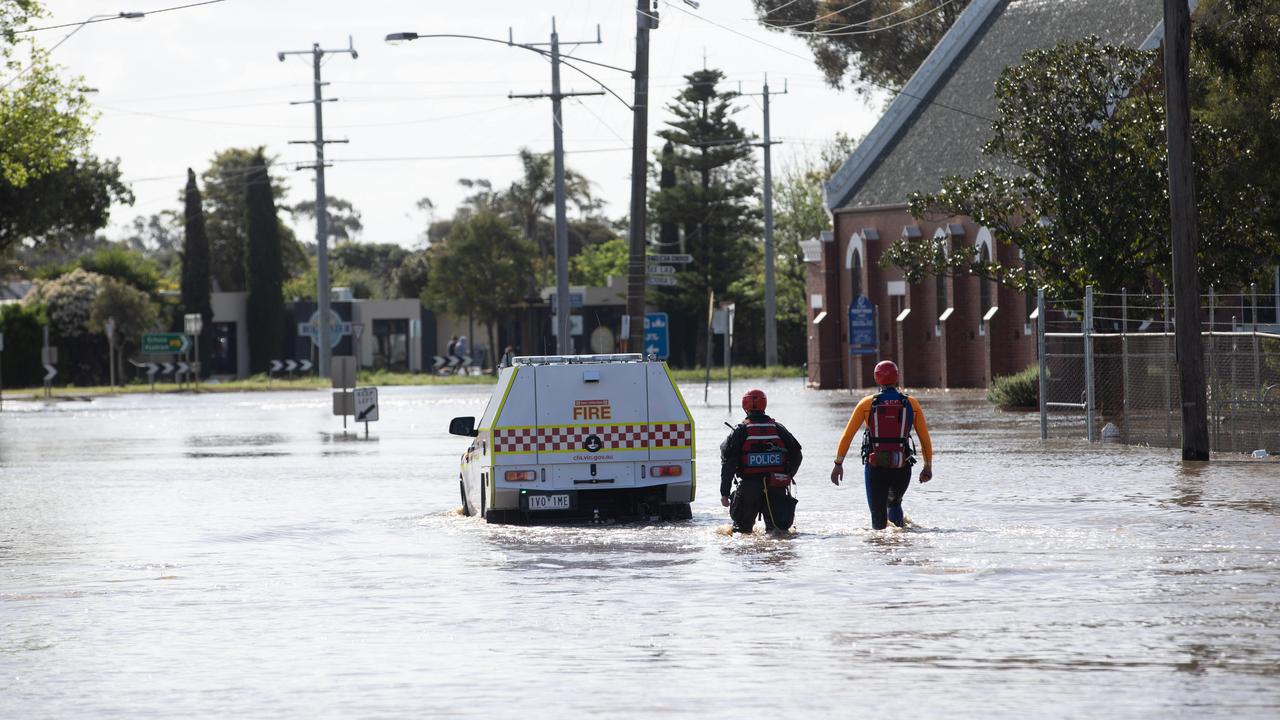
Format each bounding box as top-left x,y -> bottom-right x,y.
861,391 -> 915,469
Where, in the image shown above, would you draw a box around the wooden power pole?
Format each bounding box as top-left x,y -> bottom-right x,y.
1163,0 -> 1210,460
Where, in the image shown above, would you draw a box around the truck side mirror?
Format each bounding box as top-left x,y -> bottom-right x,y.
449,416 -> 478,437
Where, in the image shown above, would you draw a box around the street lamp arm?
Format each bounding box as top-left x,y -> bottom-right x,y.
385,32 -> 634,76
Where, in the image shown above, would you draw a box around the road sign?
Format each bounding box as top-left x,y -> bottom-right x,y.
849,295 -> 876,355
299,309 -> 352,349
285,359 -> 298,373
270,360 -> 283,373
644,312 -> 669,360
104,317 -> 116,340
43,363 -> 57,382
142,332 -> 190,354
354,387 -> 379,423
298,359 -> 313,373
646,276 -> 678,286
646,264 -> 677,275
331,356 -> 356,389
183,313 -> 203,335
550,315 -> 584,336
549,292 -> 585,309
646,253 -> 693,264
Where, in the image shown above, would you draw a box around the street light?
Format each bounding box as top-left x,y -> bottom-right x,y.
2,11 -> 145,90
385,26 -> 609,355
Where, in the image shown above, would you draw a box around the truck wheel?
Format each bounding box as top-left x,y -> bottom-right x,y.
459,479 -> 472,517
660,503 -> 693,521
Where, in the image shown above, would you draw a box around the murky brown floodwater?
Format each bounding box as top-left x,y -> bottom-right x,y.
2,380 -> 1277,718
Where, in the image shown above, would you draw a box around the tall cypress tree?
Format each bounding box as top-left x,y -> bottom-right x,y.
244,150 -> 285,374
180,168 -> 214,376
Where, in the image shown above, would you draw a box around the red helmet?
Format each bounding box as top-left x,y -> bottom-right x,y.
742,388 -> 767,413
874,360 -> 899,387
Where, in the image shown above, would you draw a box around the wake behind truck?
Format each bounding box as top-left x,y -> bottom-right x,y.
449,354 -> 695,523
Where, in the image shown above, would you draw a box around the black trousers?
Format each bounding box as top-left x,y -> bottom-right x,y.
730,477 -> 796,533
865,465 -> 912,530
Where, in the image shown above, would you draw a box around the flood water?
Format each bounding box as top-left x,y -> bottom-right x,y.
2,380 -> 1278,718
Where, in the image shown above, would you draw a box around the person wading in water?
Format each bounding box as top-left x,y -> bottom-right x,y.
721,389 -> 803,533
830,360 -> 934,529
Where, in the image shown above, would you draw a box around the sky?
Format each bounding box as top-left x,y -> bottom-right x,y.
34,0 -> 884,249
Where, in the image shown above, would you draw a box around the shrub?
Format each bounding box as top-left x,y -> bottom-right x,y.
988,363 -> 1040,409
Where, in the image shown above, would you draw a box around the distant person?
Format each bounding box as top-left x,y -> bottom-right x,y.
455,335 -> 469,373
720,389 -> 803,533
444,336 -> 458,374
830,360 -> 934,530
501,345 -> 515,368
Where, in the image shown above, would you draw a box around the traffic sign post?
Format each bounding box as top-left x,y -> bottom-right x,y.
354,386 -> 378,438
848,296 -> 877,393
643,312 -> 669,360
184,313 -> 203,388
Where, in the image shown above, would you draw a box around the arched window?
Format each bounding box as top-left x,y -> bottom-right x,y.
850,249 -> 863,299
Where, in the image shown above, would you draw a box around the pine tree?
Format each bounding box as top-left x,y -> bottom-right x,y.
651,68 -> 760,367
244,150 -> 285,374
180,168 -> 213,375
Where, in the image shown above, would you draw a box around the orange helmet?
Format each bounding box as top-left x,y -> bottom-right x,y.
874,360 -> 899,387
742,388 -> 767,413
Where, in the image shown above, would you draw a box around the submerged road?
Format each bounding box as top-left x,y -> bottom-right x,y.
2,381 -> 1277,718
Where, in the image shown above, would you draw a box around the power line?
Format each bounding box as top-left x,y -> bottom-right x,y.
790,0 -> 960,37
16,0 -> 227,33
662,1 -> 996,124
760,0 -> 876,30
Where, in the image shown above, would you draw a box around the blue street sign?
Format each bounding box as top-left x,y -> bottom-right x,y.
644,312 -> 669,360
848,295 -> 876,356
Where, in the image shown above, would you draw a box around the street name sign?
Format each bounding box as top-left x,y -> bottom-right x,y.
646,276 -> 678,286
646,253 -> 693,264
646,264 -> 677,275
142,333 -> 190,354
299,309 -> 352,349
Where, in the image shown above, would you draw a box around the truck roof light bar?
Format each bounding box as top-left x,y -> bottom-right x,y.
512,353 -> 645,366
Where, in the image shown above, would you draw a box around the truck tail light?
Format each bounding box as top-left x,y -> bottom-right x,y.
650,465 -> 682,477
504,470 -> 536,482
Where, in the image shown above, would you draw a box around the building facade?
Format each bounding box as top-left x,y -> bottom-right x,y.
806,0 -> 1163,389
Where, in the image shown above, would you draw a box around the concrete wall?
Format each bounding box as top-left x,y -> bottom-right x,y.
210,291 -> 249,379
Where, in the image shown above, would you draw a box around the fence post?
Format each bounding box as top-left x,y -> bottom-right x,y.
1121,288 -> 1129,443
1252,283 -> 1263,451
1038,286 -> 1047,440
1085,285 -> 1096,443
1208,286 -> 1216,450
1163,288 -> 1172,448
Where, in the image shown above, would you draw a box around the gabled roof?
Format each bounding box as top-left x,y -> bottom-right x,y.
825,0 -> 1164,212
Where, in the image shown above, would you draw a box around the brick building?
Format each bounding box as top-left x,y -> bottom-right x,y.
804,0 -> 1162,389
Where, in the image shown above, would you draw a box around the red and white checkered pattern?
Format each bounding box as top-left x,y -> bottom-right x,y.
493,423 -> 692,454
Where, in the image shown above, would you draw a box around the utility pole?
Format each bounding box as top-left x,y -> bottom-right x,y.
510,19 -> 603,355
742,76 -> 787,367
1163,0 -> 1209,460
626,0 -> 658,353
279,38 -> 357,379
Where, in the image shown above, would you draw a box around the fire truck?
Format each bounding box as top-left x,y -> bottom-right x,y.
449,354 -> 695,523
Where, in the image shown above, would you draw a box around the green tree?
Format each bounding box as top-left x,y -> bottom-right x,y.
651,68 -> 760,366
244,151 -> 286,374
571,236 -> 628,286
78,244 -> 161,297
288,195 -> 364,243
22,267 -> 107,384
90,276 -> 158,380
1,1 -> 96,187
201,148 -> 299,291
180,168 -> 213,371
0,156 -> 131,254
424,212 -> 534,374
751,0 -> 972,93
0,300 -> 45,386
330,242 -> 408,298
393,250 -> 431,300
503,147 -> 597,286
884,37 -> 1277,300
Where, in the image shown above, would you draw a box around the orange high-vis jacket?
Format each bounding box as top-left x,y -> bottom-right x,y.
834,393 -> 932,465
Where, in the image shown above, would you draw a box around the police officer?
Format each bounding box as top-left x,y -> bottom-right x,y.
830,360 -> 933,529
721,389 -> 803,533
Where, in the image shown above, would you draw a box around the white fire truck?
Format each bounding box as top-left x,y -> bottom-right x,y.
449,354 -> 696,523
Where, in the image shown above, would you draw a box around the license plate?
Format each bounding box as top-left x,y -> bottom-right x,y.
746,452 -> 783,467
527,494 -> 570,511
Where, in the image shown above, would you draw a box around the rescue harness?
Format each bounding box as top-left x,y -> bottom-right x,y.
738,415 -> 792,487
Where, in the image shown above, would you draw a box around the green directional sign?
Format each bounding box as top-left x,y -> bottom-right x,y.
142,332 -> 190,354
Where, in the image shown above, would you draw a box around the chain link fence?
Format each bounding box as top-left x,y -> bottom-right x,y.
1037,287 -> 1280,454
